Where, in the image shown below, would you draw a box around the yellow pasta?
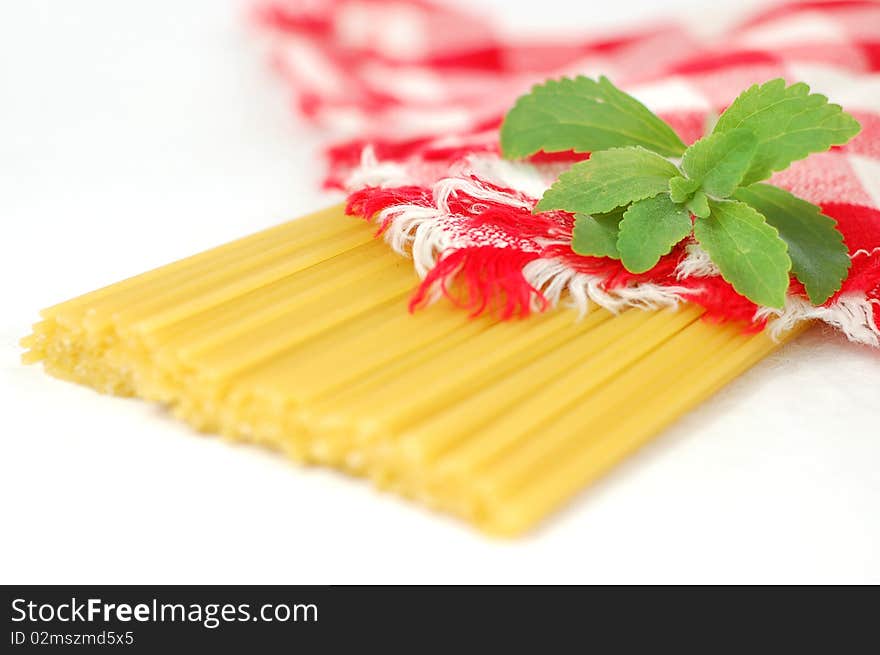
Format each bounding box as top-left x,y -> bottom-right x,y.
21,203 -> 806,536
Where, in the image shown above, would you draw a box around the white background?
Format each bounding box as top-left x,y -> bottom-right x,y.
2,0 -> 878,584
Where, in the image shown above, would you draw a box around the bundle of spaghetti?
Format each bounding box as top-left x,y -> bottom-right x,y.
22,204 -> 805,536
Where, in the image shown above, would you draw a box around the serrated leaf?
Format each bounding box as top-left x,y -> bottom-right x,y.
693,199 -> 791,308
713,78 -> 861,185
681,128 -> 757,197
686,191 -> 710,218
617,194 -> 693,273
500,75 -> 687,159
536,146 -> 680,215
571,207 -> 626,259
733,183 -> 850,304
669,176 -> 699,203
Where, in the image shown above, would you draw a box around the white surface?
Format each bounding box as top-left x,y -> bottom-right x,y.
1,0 -> 879,584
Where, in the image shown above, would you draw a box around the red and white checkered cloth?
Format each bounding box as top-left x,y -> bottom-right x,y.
255,0 -> 880,346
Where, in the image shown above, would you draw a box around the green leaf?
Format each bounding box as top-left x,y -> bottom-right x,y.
571,208 -> 626,259
686,191 -> 710,219
536,146 -> 680,215
733,183 -> 850,304
500,75 -> 687,159
617,194 -> 693,273
693,199 -> 791,308
712,78 -> 861,186
681,128 -> 757,197
669,176 -> 699,203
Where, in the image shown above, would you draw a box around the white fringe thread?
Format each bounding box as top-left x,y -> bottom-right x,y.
353,150 -> 880,347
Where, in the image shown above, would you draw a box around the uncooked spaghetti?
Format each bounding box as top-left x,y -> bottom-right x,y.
22,204 -> 805,535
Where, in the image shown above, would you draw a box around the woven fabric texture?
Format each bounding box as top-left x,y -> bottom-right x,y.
255,0 -> 880,345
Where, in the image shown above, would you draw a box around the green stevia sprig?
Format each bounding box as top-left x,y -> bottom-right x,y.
500,76 -> 861,308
